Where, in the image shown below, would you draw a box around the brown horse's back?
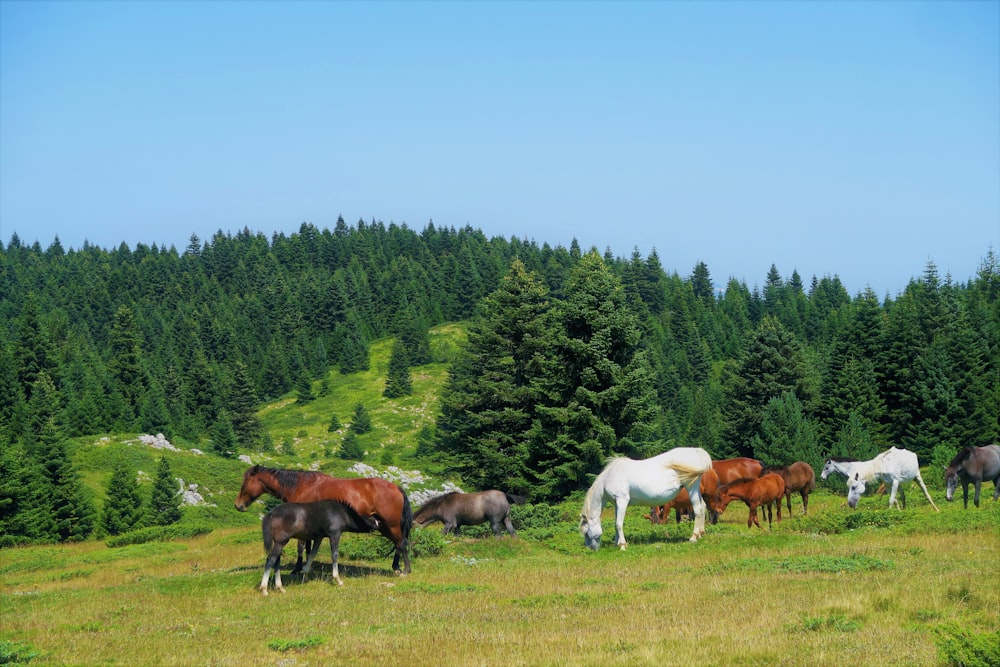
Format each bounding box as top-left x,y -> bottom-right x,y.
713,457 -> 764,485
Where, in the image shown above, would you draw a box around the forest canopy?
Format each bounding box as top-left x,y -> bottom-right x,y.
1,220 -> 998,536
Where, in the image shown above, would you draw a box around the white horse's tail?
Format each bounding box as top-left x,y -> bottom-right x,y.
663,447 -> 713,488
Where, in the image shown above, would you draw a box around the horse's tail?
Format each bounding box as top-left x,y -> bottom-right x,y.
666,448 -> 713,488
262,516 -> 274,554
399,485 -> 413,541
505,493 -> 527,506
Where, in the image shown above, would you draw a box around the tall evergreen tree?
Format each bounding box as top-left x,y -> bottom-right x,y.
435,259 -> 551,491
148,456 -> 182,526
107,306 -> 146,424
528,252 -> 658,499
228,361 -> 264,447
349,403 -> 372,434
101,456 -> 145,536
383,341 -> 413,398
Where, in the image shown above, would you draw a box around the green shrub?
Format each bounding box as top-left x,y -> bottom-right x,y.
106,524 -> 213,548
0,640 -> 40,664
267,636 -> 324,653
933,624 -> 1000,667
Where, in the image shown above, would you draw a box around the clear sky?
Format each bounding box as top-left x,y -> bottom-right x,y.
2,1 -> 998,298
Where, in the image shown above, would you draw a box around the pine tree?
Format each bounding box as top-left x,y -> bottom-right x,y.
294,372 -> 315,404
349,403 -> 372,434
101,456 -> 145,536
210,412 -> 237,458
227,361 -> 263,447
750,392 -> 822,470
383,341 -> 413,398
339,431 -> 365,460
148,456 -> 182,526
107,306 -> 146,425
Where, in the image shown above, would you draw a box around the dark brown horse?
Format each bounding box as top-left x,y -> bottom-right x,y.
716,473 -> 786,529
414,490 -> 524,537
762,462 -> 816,515
236,465 -> 413,574
709,458 -> 764,524
945,444 -> 1000,508
259,500 -> 380,595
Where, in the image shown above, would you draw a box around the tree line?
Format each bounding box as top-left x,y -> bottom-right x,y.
1,219 -> 997,539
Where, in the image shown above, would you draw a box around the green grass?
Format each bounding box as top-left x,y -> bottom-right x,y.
1,494 -> 997,666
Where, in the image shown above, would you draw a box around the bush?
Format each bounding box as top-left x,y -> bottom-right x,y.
933,624 -> 1000,667
0,640 -> 40,664
106,523 -> 213,548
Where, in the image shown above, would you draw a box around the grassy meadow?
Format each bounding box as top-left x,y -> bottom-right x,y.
2,324 -> 998,665
1,491 -> 998,666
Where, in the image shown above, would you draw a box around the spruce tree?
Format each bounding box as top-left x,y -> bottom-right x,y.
101,456 -> 145,536
148,456 -> 182,526
349,403 -> 372,434
228,361 -> 263,447
210,412 -> 237,458
383,341 -> 412,398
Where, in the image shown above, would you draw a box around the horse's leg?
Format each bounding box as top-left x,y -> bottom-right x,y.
801,490 -> 809,515
300,537 -> 323,582
614,498 -> 629,549
328,532 -> 344,585
914,473 -> 939,511
785,490 -> 792,516
888,480 -> 900,510
973,480 -> 982,508
260,549 -> 279,595
490,518 -> 503,537
503,516 -> 517,537
292,539 -> 306,576
689,488 -> 706,542
273,550 -> 286,594
963,481 -> 970,509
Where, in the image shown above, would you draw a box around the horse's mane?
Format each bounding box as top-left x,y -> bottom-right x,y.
947,447 -> 975,469
763,464 -> 789,474
825,456 -> 856,462
415,491 -> 460,514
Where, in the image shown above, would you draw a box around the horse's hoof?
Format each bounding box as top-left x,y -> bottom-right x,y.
261,589 -> 269,596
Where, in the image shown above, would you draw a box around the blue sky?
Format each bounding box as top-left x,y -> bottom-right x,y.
2,1 -> 997,298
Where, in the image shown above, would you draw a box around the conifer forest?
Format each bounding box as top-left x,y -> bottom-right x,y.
1,218 -> 997,543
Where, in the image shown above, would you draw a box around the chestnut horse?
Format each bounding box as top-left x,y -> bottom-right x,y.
236,465 -> 413,574
716,473 -> 786,529
762,462 -> 816,515
649,468 -> 721,524
709,458 -> 764,523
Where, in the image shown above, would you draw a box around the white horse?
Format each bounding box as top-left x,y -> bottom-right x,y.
580,447 -> 712,550
821,447 -> 940,512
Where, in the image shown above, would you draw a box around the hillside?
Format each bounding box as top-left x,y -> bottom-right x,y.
69,323 -> 468,530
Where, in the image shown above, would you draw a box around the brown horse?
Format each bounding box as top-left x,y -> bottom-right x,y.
235,465 -> 413,574
945,444 -> 1000,508
709,458 -> 763,523
762,462 -> 816,515
716,473 -> 786,529
649,468 -> 721,524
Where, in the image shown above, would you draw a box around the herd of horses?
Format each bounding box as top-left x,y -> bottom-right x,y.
236,443 -> 1000,594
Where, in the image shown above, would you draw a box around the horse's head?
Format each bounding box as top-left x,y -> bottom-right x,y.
579,512 -> 602,551
820,459 -> 837,480
846,473 -> 865,508
235,465 -> 265,511
944,468 -> 959,502
713,490 -> 734,514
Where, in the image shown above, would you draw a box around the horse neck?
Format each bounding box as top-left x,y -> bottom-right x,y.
259,469 -> 296,502
583,473 -> 607,523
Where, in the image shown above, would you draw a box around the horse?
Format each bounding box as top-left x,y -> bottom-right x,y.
821,447 -> 939,511
709,457 -> 764,524
649,468 -> 721,524
944,444 -> 1000,508
414,490 -> 525,537
235,465 -> 414,574
259,500 -> 379,595
762,462 -> 816,515
715,473 -> 786,529
580,447 -> 712,550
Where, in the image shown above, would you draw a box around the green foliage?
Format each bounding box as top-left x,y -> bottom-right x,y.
338,431 -> 364,460
105,523 -> 213,547
751,392 -> 822,469
349,403 -> 372,434
383,340 -> 413,398
147,456 -> 182,526
266,637 -> 324,653
785,613 -> 861,633
101,456 -> 145,536
0,639 -> 41,664
933,624 -> 1000,667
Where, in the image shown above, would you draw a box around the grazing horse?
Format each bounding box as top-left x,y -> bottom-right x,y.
236,465 -> 413,574
649,468 -> 721,524
259,500 -> 379,595
414,490 -> 525,537
822,447 -> 939,512
709,457 -> 764,524
762,462 -> 816,515
716,473 -> 786,529
580,447 -> 712,550
945,444 -> 1000,508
